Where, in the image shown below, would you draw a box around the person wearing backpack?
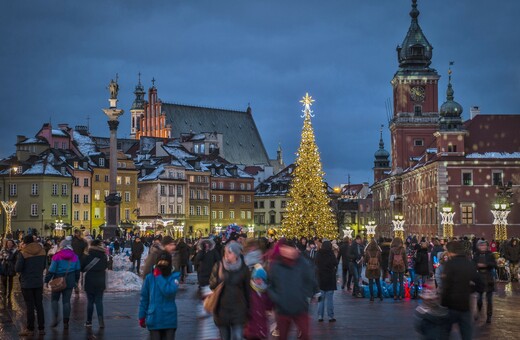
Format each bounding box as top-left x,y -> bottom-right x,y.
388,237 -> 407,300
364,239 -> 383,302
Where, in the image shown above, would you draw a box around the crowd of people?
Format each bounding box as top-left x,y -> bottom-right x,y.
1,227 -> 519,339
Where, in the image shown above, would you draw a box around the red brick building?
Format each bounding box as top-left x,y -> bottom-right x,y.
372,1 -> 520,239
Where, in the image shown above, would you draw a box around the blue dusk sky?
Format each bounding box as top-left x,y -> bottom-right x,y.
1,0 -> 519,186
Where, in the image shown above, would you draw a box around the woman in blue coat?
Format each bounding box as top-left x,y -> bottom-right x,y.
139,251 -> 180,339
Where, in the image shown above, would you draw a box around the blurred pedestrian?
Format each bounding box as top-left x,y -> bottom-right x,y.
364,239 -> 383,302
413,242 -> 431,299
473,240 -> 497,323
337,237 -> 352,290
143,236 -> 176,278
72,229 -> 87,293
244,264 -> 273,340
347,235 -> 364,298
139,252 -> 181,339
131,237 -> 145,276
1,239 -> 18,303
45,236 -> 81,329
81,239 -> 108,328
315,240 -> 338,321
388,237 -> 407,300
15,235 -> 47,336
504,238 -> 519,282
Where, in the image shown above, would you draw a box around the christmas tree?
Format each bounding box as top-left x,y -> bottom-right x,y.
282,93 -> 338,239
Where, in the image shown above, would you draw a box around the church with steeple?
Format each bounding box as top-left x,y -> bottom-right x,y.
371,0 -> 520,238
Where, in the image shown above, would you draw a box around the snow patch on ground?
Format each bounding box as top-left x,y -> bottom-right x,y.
105,246 -> 149,292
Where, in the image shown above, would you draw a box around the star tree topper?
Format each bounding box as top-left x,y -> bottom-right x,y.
300,92 -> 315,117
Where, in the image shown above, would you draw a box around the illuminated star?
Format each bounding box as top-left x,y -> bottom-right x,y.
300,92 -> 315,107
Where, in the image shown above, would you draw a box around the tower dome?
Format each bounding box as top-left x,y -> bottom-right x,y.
439,78 -> 463,117
374,126 -> 390,160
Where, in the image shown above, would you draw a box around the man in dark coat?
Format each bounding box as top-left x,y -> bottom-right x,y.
347,235 -> 364,297
315,240 -> 338,322
337,238 -> 351,290
473,239 -> 497,323
504,238 -> 520,282
15,235 -> 47,336
72,229 -> 88,293
130,237 -> 145,276
81,239 -> 108,327
412,242 -> 430,299
441,241 -> 484,340
194,238 -> 221,288
176,239 -> 189,283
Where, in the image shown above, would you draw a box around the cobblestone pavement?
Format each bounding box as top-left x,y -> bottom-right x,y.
1,274 -> 519,339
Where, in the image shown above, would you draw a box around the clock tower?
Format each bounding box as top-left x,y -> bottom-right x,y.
390,0 -> 440,172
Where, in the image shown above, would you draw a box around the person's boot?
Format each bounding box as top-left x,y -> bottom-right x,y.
370,295 -> 374,302
63,318 -> 69,330
486,315 -> 491,324
98,315 -> 105,328
378,294 -> 383,301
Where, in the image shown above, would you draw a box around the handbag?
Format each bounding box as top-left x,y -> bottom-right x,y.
203,262 -> 224,313
49,260 -> 72,293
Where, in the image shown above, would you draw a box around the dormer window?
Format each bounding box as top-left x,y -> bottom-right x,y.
410,45 -> 424,57
99,158 -> 105,167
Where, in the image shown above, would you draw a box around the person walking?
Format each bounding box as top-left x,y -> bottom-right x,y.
244,264 -> 273,340
82,239 -> 108,328
131,237 -> 145,276
71,229 -> 87,293
143,236 -> 176,278
337,237 -> 351,290
413,242 -> 431,299
139,252 -> 181,339
473,240 -> 497,323
45,237 -> 81,329
1,239 -> 18,303
315,240 -> 338,321
364,239 -> 383,302
15,235 -> 47,337
347,235 -> 364,298
388,237 -> 407,300
209,241 -> 250,340
504,238 -> 520,282
267,239 -> 318,340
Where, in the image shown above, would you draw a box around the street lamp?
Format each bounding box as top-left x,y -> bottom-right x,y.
137,221 -> 149,234
365,220 -> 377,239
55,218 -> 64,237
392,214 -> 405,240
491,202 -> 510,242
440,206 -> 455,239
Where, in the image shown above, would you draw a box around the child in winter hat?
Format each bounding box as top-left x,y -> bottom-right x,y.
244,264 -> 272,340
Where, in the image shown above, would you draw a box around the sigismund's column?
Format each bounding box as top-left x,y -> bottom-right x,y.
102,76 -> 124,240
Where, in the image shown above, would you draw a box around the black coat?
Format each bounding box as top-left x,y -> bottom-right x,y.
473,251 -> 497,292
131,241 -> 144,259
177,241 -> 189,266
337,243 -> 350,269
347,241 -> 364,263
315,247 -> 338,291
72,236 -> 87,259
15,243 -> 46,289
414,248 -> 430,276
441,255 -> 484,312
81,246 -> 108,293
195,248 -> 221,286
1,248 -> 18,277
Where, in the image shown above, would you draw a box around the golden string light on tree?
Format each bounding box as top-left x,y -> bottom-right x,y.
281,93 -> 338,239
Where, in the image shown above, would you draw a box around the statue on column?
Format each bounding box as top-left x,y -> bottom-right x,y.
108,75 -> 119,100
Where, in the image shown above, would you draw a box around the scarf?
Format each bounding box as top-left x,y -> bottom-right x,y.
222,256 -> 243,272
250,279 -> 268,294
244,250 -> 263,267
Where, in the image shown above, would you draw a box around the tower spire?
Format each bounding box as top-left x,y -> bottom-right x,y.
397,0 -> 433,69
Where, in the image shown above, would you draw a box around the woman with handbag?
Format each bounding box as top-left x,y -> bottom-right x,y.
44,237 -> 81,329
139,251 -> 181,339
209,241 -> 250,340
81,239 -> 108,328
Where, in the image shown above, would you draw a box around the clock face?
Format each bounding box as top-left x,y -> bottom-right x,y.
410,86 -> 425,102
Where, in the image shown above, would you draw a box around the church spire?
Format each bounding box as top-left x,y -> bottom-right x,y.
131,72 -> 145,110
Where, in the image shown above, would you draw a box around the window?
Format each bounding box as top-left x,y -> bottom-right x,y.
240,183 -> 245,190
125,177 -> 131,185
414,139 -> 424,146
61,184 -> 68,196
74,194 -> 80,203
246,211 -> 251,219
117,176 -> 122,185
74,211 -> 80,221
31,204 -> 38,216
52,184 -> 58,196
83,178 -> 89,187
230,210 -> 235,219
218,211 -> 223,219
269,213 -> 275,224
204,190 -> 209,200
84,195 -> 89,203
177,186 -> 183,197
94,190 -> 100,201
462,171 -> 473,186
203,206 -> 208,216
212,210 -> 217,219
160,204 -> 166,215
95,174 -> 100,182
177,204 -> 183,214
190,206 -> 195,215
219,182 -> 224,189
190,189 -> 195,199
254,201 -> 258,208
31,183 -> 39,196
270,201 -> 275,209
240,195 -> 245,203
246,195 -> 251,203
94,208 -> 100,219
161,185 -> 166,196
410,45 -> 424,56
461,204 -> 474,225
414,105 -> 422,116
241,211 -> 246,219
125,192 -> 130,202
219,195 -> 223,202
230,182 -> 235,190
448,145 -> 457,152
281,201 -> 287,208
212,195 -> 217,202
83,211 -> 89,221
492,171 -> 503,186
74,178 -> 80,186
104,190 -> 109,198
125,209 -> 130,220
61,204 -> 67,216
197,190 -> 201,199
197,206 -> 202,216
169,185 -> 175,196
229,195 -> 235,203
9,184 -> 16,196
211,182 -> 217,189
246,183 -> 251,190
99,158 -> 105,167
259,201 -> 265,209
177,172 -> 183,179
189,176 -> 195,183
104,175 -> 109,182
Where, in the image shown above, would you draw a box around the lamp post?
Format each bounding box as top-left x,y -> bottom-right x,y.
55,218 -> 64,237
1,167 -> 18,236
392,214 -> 405,240
137,221 -> 148,234
440,206 -> 455,239
365,220 -> 377,239
102,76 -> 124,240
491,203 -> 510,242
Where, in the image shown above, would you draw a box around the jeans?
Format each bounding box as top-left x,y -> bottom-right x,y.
276,313 -> 309,340
86,292 -> 104,322
318,290 -> 334,319
368,278 -> 382,298
21,287 -> 45,331
348,262 -> 361,294
477,291 -> 493,317
132,257 -> 141,275
341,266 -> 352,289
51,288 -> 73,320
408,268 -> 415,284
218,325 -> 243,340
150,328 -> 176,340
392,272 -> 405,298
444,310 -> 473,340
1,275 -> 14,298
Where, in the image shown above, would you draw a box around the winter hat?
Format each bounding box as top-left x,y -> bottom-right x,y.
477,239 -> 488,247
251,264 -> 267,281
23,235 -> 34,244
60,236 -> 73,250
226,241 -> 242,257
161,235 -> 175,246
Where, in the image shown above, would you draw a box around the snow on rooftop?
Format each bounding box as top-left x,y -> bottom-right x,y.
466,152 -> 520,159
162,145 -> 195,160
19,137 -> 46,144
23,162 -> 67,176
52,129 -> 67,137
139,165 -> 165,181
73,131 -> 97,156
191,133 -> 206,141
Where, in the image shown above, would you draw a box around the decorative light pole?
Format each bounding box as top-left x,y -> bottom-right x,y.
55,218 -> 64,237
215,224 -> 222,234
392,214 -> 405,240
365,220 -> 377,239
342,227 -> 353,239
491,203 -> 510,242
2,167 -> 18,236
179,223 -> 185,239
102,76 -> 124,240
440,206 -> 455,239
137,221 -> 149,234
248,224 -> 255,238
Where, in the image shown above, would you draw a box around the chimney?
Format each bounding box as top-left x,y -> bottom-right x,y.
470,106 -> 480,119
17,135 -> 27,144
